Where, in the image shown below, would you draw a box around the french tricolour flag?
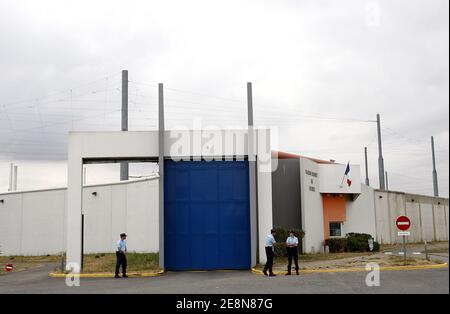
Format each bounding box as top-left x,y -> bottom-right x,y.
344,162 -> 352,187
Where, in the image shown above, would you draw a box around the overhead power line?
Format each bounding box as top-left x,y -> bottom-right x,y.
1,73 -> 122,110
129,80 -> 377,124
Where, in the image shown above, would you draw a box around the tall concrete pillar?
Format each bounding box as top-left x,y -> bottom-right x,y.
8,163 -> 13,191
385,171 -> 389,190
377,113 -> 386,190
431,136 -> 439,197
120,70 -> 129,181
247,82 -> 258,266
12,165 -> 18,191
158,83 -> 165,269
364,147 -> 370,186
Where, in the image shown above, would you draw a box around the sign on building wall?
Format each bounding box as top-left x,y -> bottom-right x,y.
305,169 -> 318,192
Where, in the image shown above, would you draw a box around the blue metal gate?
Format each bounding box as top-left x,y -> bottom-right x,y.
164,160 -> 251,270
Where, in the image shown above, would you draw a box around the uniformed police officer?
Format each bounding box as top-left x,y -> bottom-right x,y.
263,229 -> 277,277
115,233 -> 128,278
286,230 -> 299,275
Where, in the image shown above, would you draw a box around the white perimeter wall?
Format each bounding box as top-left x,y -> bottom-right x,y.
0,178 -> 159,256
0,189 -> 66,256
2,165 -> 448,257
374,190 -> 448,244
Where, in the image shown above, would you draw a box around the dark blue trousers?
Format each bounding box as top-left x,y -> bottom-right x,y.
115,251 -> 127,276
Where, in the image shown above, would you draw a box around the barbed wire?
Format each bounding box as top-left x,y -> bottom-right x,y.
1,76 -> 448,197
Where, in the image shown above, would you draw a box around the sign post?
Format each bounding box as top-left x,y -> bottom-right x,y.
396,216 -> 411,261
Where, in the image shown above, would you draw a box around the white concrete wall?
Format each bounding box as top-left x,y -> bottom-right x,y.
445,205 -> 449,240
420,202 -> 435,242
0,193 -> 24,255
374,190 -> 410,245
373,190 -> 449,244
83,185 -> 113,254
21,190 -> 66,256
433,204 -> 447,241
388,192 -> 407,244
125,179 -> 159,253
300,157 -> 324,254
374,190 -> 391,244
345,184 -> 376,238
0,178 -> 159,256
405,201 -> 422,243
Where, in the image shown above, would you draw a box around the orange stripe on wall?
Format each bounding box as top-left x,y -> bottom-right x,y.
322,194 -> 347,239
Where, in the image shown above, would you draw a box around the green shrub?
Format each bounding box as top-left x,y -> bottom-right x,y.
347,233 -> 373,252
346,237 -> 366,252
325,233 -> 379,253
347,233 -> 372,242
326,238 -> 347,253
372,241 -> 380,252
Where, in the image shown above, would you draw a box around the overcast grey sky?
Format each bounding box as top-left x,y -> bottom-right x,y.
0,0 -> 448,196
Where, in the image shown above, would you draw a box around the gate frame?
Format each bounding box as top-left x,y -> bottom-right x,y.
66,129 -> 272,273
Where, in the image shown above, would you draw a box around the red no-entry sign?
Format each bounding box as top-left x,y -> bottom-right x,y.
4,264 -> 13,272
396,216 -> 411,231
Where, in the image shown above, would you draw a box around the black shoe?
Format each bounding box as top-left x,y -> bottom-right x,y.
122,275 -> 129,278
114,275 -> 121,278
296,270 -> 299,276
286,272 -> 291,276
263,270 -> 268,276
269,273 -> 276,277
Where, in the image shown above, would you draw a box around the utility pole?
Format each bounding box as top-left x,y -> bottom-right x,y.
431,136 -> 439,197
158,83 -> 165,269
120,70 -> 129,181
385,171 -> 389,190
364,147 -> 370,186
8,163 -> 13,191
247,82 -> 258,266
377,113 -> 386,190
13,165 -> 18,191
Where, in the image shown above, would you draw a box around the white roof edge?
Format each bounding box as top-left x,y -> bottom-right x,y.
68,128 -> 270,136
0,175 -> 159,196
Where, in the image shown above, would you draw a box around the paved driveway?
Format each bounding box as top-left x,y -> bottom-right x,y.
0,264 -> 448,294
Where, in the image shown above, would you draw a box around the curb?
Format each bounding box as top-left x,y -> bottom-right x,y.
251,263 -> 448,275
49,270 -> 165,278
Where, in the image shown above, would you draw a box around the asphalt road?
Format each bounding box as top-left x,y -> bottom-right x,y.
0,264 -> 448,294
